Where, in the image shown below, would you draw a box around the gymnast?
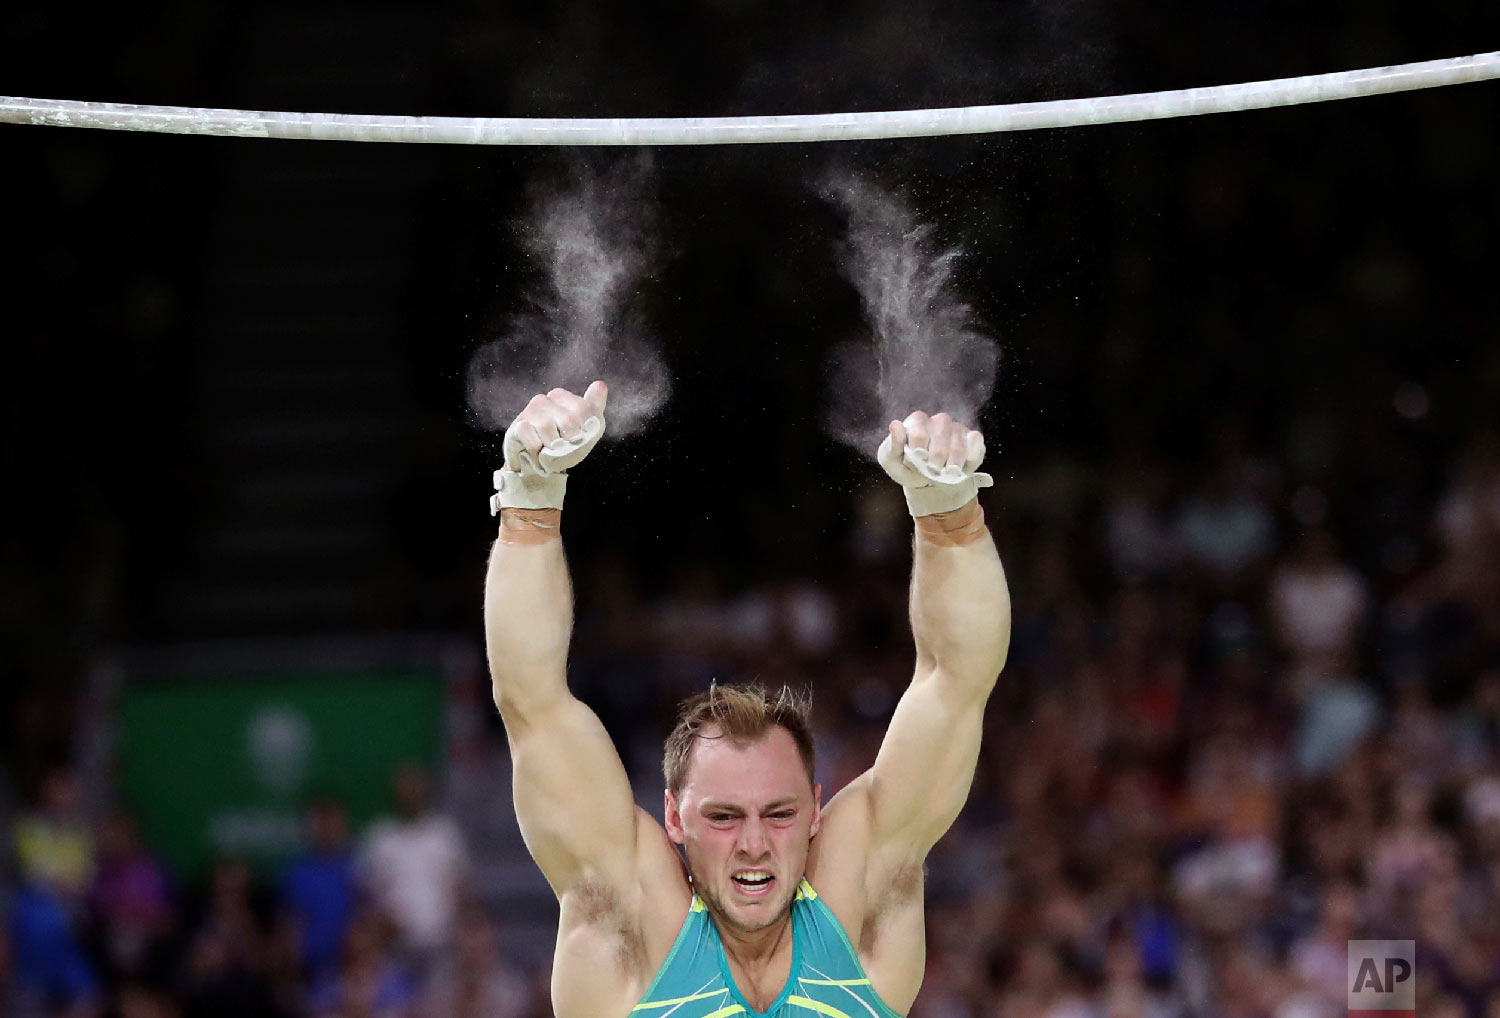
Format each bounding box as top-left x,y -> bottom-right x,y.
483,380 -> 1010,1018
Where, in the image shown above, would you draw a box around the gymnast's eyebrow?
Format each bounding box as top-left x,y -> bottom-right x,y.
700,796 -> 798,812
700,801 -> 746,814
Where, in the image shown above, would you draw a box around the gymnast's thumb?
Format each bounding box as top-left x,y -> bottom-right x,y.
584,379 -> 609,419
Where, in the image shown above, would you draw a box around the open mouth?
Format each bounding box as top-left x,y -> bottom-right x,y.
731,871 -> 775,897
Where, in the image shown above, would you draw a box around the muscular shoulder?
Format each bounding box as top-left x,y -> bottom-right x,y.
553,807 -> 691,1018
812,784 -> 925,927
803,776 -> 879,952
806,773 -> 928,1012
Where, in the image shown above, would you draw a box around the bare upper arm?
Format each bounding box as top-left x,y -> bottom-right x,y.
503,693 -> 657,896
806,674 -> 990,1014
505,694 -> 690,1016
813,669 -> 988,914
868,669 -> 989,859
809,770 -> 929,1016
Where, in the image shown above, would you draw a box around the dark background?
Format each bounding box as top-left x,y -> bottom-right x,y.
3,2 -> 1500,1017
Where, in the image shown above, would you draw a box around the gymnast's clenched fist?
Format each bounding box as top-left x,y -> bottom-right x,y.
877,409 -> 993,518
490,380 -> 608,516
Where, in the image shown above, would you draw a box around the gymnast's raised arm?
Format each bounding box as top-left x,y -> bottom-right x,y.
812,410 -> 1011,1011
483,381 -> 645,897
865,411 -> 1011,861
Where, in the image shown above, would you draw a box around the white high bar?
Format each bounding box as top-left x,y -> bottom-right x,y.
3,52 -> 1498,146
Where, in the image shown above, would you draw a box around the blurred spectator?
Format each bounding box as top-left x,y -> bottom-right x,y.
1368,780 -> 1450,911
7,881 -> 101,1018
1103,457 -> 1179,582
306,911 -> 416,1018
993,941 -> 1094,1018
88,807 -> 173,983
1463,769 -> 1500,862
113,982 -> 180,1018
1287,881 -> 1359,1013
1269,528 -> 1369,685
1292,673 -> 1379,778
13,767 -> 94,905
418,910 -> 526,1018
730,578 -> 841,660
1174,723 -> 1283,938
357,765 -> 468,967
1385,677 -> 1449,784
1453,668 -> 1500,767
177,858 -> 276,1018
1172,833 -> 1277,938
279,796 -> 356,984
1173,460 -> 1275,581
1428,996 -> 1469,1018
1099,933 -> 1184,1018
1,925 -> 16,1018
1435,435 -> 1500,558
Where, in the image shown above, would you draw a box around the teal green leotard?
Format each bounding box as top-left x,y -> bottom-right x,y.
630,880 -> 903,1018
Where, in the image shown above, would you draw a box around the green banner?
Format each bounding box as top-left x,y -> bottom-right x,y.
117,671 -> 443,877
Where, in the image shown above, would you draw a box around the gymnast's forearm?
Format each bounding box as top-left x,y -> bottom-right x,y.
484,508 -> 574,719
484,381 -> 608,720
909,501 -> 1011,693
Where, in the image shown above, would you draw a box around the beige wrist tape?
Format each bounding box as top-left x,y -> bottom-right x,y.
498,507 -> 562,546
913,498 -> 987,547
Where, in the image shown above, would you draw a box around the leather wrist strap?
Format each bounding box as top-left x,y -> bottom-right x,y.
913,498 -> 987,547
498,507 -> 562,546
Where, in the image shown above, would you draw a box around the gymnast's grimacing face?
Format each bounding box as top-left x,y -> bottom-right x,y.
664,724 -> 822,936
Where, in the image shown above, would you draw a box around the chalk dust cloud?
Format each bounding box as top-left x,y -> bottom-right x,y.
467,157 -> 670,437
821,172 -> 1000,459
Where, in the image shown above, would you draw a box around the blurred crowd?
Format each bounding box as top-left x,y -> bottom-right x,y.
8,404 -> 1500,1018
1,763 -> 500,1018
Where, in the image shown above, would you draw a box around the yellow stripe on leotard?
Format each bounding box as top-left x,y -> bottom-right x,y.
632,989 -> 730,1011
797,979 -> 871,987
787,996 -> 857,1018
